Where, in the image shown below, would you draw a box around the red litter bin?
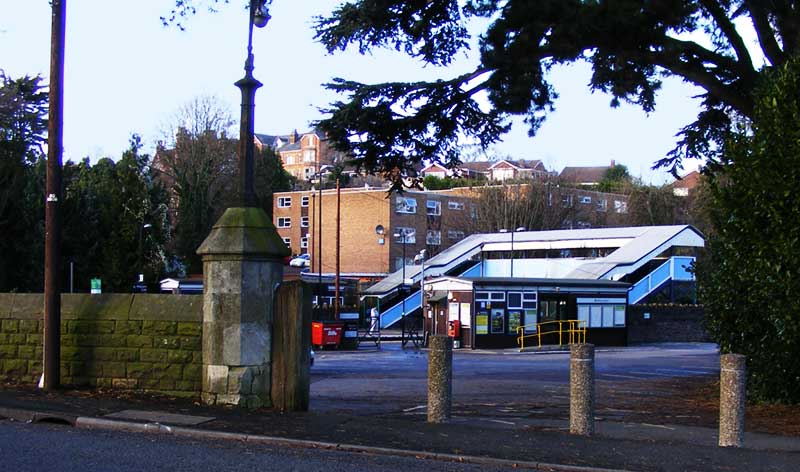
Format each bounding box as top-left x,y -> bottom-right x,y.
312,322 -> 343,349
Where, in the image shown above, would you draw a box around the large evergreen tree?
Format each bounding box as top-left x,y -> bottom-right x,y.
310,1 -> 798,186
0,72 -> 48,291
699,58 -> 800,403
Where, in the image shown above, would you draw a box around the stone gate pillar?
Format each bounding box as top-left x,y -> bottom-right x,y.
197,207 -> 290,408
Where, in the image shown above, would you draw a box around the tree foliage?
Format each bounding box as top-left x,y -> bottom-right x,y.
310,1 -> 799,187
597,164 -> 632,193
0,72 -> 48,291
699,58 -> 800,403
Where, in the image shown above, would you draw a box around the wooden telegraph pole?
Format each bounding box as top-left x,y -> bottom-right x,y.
44,0 -> 66,390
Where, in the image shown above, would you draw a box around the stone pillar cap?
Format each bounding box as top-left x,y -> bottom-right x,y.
197,207 -> 291,259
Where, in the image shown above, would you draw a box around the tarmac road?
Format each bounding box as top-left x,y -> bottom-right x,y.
0,420 -> 530,472
310,342 -> 720,418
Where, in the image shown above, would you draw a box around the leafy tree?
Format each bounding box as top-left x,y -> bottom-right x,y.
699,58 -> 800,403
0,72 -> 48,291
305,1 -> 799,186
61,136 -> 170,292
423,174 -> 455,191
155,96 -> 238,275
597,164 -> 632,193
254,145 -> 295,218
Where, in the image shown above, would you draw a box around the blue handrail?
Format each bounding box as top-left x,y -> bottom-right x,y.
379,290 -> 423,328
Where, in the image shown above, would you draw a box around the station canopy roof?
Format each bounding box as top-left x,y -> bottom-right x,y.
364,225 -> 704,297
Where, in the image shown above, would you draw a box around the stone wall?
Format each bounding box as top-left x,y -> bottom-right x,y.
626,304 -> 710,344
0,293 -> 202,395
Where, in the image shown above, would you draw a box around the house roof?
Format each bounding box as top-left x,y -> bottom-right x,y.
670,170 -> 701,190
559,166 -> 610,184
489,159 -> 545,171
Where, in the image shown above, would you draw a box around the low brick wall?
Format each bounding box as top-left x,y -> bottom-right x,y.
626,304 -> 710,344
0,293 -> 202,395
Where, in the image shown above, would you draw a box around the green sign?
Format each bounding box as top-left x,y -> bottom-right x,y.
90,278 -> 101,294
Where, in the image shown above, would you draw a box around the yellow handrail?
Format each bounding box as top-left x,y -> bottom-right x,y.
516,319 -> 587,351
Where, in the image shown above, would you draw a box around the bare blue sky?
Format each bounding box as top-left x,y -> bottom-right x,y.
1,1 -> 705,183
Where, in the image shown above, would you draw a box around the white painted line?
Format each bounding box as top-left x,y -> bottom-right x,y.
656,368 -> 716,375
599,374 -> 642,380
402,405 -> 426,412
628,371 -> 676,377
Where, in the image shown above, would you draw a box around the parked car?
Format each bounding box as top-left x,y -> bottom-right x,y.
289,254 -> 311,267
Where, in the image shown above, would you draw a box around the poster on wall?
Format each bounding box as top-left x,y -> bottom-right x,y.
476,313 -> 489,334
524,310 -> 537,331
491,308 -> 505,334
459,303 -> 471,327
508,311 -> 521,333
448,302 -> 460,321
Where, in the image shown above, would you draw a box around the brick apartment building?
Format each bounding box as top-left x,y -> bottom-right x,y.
272,184 -> 630,276
272,187 -> 479,275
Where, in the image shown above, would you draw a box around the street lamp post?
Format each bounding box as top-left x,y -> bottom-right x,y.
236,0 -> 271,207
393,229 -> 408,347
137,223 -> 153,290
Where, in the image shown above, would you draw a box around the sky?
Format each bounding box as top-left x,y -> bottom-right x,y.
1,1 -> 706,184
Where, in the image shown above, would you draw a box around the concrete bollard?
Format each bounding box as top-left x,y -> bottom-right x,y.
427,335 -> 453,423
570,343 -> 595,436
719,354 -> 746,447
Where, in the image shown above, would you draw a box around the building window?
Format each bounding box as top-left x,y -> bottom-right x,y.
301,196 -> 309,207
282,237 -> 291,247
277,217 -> 291,228
508,292 -> 523,309
394,257 -> 415,271
614,200 -> 628,213
301,216 -> 309,227
470,205 -> 477,221
596,199 -> 608,212
448,200 -> 464,210
578,303 -> 626,328
300,236 -> 308,249
304,167 -> 315,179
426,230 -> 441,246
426,200 -> 441,216
277,196 -> 292,208
576,221 -> 592,229
285,156 -> 294,165
447,230 -> 465,241
396,196 -> 417,214
579,195 -> 592,204
303,150 -> 316,163
561,194 -> 573,207
393,227 -> 416,244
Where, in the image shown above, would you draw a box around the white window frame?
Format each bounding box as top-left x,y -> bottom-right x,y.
579,195 -> 592,204
277,217 -> 291,228
614,200 -> 628,214
507,291 -> 523,309
426,200 -> 441,216
300,236 -> 308,249
301,196 -> 310,207
448,200 -> 464,210
301,216 -> 309,228
282,237 -> 291,247
426,230 -> 441,246
396,196 -> 417,214
596,199 -> 608,212
277,196 -> 292,208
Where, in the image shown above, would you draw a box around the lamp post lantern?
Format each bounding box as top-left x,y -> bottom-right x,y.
236,0 -> 271,207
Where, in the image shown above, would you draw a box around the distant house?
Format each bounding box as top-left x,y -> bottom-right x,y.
256,129 -> 332,181
670,170 -> 701,197
420,159 -> 549,182
487,159 -> 549,181
419,161 -> 490,180
559,160 -> 616,187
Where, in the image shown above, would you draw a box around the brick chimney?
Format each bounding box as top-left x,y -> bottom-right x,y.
610,159 -> 616,167
289,129 -> 298,144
